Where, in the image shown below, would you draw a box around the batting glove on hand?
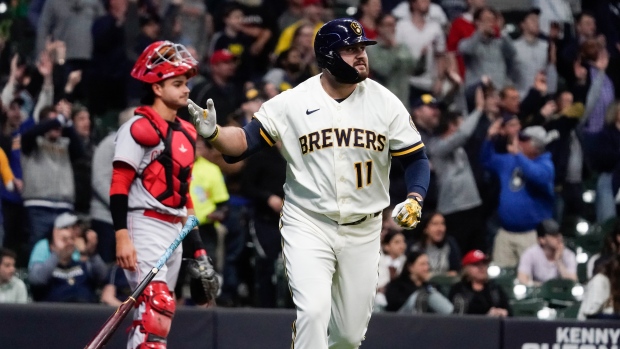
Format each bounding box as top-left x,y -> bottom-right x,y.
186,255 -> 220,305
188,98 -> 218,140
391,197 -> 423,230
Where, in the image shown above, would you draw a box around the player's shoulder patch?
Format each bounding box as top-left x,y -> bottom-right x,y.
130,117 -> 161,147
409,116 -> 420,135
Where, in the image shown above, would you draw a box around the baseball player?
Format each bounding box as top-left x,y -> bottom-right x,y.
110,41 -> 218,349
188,18 -> 430,348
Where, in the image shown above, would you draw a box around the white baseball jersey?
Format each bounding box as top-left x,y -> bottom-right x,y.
254,74 -> 423,224
113,116 -> 188,217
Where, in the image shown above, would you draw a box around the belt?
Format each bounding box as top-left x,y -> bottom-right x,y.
341,211 -> 381,226
144,209 -> 183,224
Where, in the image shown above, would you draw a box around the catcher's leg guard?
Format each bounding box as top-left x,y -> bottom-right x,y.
130,281 -> 176,349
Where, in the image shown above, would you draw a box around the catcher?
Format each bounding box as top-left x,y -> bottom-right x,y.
110,40 -> 219,349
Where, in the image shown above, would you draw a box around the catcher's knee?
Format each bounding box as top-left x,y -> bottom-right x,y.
135,281 -> 176,346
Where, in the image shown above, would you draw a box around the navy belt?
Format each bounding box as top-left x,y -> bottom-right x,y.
341,211 -> 381,226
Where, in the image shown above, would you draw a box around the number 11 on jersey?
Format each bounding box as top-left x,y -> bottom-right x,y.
354,160 -> 373,189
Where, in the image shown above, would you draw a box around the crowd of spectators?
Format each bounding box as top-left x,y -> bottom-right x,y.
0,0 -> 618,320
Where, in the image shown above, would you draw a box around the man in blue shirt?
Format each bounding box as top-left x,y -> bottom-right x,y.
482,124 -> 558,267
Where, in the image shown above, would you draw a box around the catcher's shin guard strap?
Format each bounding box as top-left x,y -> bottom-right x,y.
135,281 -> 176,343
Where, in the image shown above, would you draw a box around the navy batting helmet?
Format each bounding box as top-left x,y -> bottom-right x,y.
314,18 -> 377,84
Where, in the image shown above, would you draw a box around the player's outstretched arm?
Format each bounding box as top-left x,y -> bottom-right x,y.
188,98 -> 248,156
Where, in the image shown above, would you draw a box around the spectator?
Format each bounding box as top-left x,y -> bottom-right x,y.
392,0 -> 449,28
189,136 -> 229,267
263,47 -> 313,92
209,3 -> 272,83
446,0 -> 486,79
289,23 -> 320,77
278,0 -> 304,31
178,0 -> 209,60
375,230 -> 407,311
578,254 -> 620,320
557,12 -> 598,86
35,0 -> 104,86
100,264 -> 131,307
355,0 -> 382,40
89,107 -> 135,263
395,0 -> 447,99
274,0 -> 324,56
385,251 -> 454,314
241,140 -> 286,308
481,125 -> 557,267
513,8 -> 558,99
90,0 -> 130,116
187,50 -> 243,125
533,0 -> 577,36
0,247 -> 28,303
367,13 -> 421,107
517,218 -> 577,286
410,212 -> 462,276
426,87 -> 485,253
590,220 -> 620,278
28,213 -> 106,302
70,105 -> 94,217
458,7 -> 518,89
450,249 -> 511,316
0,147 -> 18,246
21,107 -> 84,250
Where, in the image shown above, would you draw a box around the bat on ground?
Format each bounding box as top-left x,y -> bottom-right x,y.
84,215 -> 200,349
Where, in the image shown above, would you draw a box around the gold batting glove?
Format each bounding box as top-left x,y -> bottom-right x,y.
391,196 -> 423,230
188,98 -> 218,140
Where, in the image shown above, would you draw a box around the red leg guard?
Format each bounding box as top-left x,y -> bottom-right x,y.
134,281 -> 176,348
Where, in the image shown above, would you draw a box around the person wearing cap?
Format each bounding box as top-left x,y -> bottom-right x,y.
517,218 -> 577,286
28,212 -> 107,302
482,124 -> 557,267
186,49 -> 243,126
512,8 -> 558,99
21,105 -> 85,253
449,249 -> 511,316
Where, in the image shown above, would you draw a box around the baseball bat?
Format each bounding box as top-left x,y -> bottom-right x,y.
84,215 -> 199,349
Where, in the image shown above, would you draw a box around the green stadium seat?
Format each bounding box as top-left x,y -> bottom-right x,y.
574,229 -> 605,255
510,298 -> 546,317
539,279 -> 578,308
556,302 -> 581,319
429,274 -> 460,298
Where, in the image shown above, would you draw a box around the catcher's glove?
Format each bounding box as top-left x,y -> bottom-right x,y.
187,98 -> 219,140
186,255 -> 220,305
391,196 -> 423,230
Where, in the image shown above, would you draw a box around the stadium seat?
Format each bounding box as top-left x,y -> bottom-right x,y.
556,302 -> 581,319
429,274 -> 460,298
574,229 -> 605,255
510,298 -> 546,317
538,279 -> 578,308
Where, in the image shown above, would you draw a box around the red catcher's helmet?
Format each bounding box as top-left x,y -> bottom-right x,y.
131,41 -> 198,84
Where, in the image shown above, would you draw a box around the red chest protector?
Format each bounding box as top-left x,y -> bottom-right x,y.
130,106 -> 197,208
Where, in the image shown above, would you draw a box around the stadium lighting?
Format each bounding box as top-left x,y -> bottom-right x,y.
582,190 -> 595,203
537,307 -> 556,320
572,285 -> 584,300
576,252 -> 588,264
487,265 -> 500,278
513,284 -> 527,300
576,221 -> 589,235
0,3 -> 7,14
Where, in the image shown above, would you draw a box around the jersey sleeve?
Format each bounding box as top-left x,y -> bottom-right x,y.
388,101 -> 424,157
252,96 -> 283,146
113,117 -> 146,170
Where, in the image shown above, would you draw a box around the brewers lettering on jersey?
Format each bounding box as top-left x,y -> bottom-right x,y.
188,18 -> 430,349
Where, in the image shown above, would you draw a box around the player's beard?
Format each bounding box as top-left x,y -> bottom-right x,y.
354,63 -> 369,81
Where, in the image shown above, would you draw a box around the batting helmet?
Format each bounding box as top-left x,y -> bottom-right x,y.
314,18 -> 377,84
131,41 -> 198,84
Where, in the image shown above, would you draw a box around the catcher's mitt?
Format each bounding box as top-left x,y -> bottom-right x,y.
186,255 -> 219,305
